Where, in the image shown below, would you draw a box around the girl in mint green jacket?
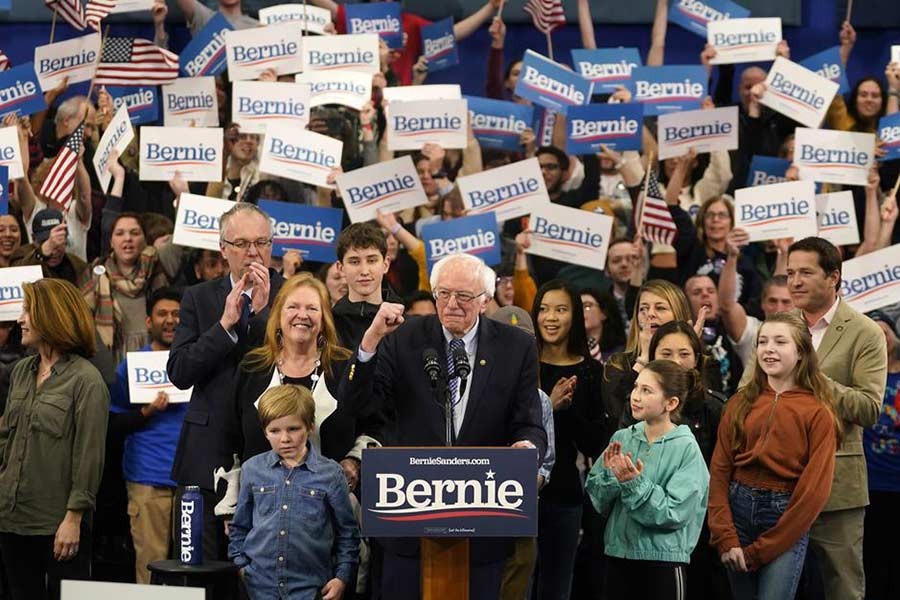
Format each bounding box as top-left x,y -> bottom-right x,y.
586,359 -> 709,599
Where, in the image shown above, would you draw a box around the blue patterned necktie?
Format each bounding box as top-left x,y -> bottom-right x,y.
238,292 -> 251,341
447,338 -> 465,406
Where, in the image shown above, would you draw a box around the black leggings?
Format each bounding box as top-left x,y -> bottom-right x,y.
604,556 -> 688,600
0,520 -> 92,600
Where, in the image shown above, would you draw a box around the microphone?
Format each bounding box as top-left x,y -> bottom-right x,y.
451,345 -> 471,397
422,348 -> 442,389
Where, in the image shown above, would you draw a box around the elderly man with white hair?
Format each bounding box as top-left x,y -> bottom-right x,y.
339,252 -> 547,600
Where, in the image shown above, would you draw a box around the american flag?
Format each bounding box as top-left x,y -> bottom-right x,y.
39,122 -> 85,211
86,0 -> 117,31
0,48 -> 9,72
635,169 -> 678,246
45,0 -> 87,31
94,37 -> 179,86
523,0 -> 566,34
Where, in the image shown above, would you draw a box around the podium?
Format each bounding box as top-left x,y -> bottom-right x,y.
360,447 -> 538,600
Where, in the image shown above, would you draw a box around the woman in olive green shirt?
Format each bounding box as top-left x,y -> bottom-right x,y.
0,279 -> 109,600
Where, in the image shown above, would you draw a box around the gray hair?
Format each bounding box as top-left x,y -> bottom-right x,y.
430,254 -> 496,299
219,202 -> 272,243
54,96 -> 90,126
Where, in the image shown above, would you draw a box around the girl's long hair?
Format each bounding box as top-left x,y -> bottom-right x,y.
729,312 -> 842,451
531,279 -> 591,361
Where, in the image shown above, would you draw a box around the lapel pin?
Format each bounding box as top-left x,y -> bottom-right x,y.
479,359 -> 486,366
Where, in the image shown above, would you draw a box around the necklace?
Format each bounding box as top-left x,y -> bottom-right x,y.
276,352 -> 321,385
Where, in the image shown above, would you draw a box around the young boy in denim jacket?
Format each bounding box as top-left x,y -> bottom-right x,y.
229,385 -> 359,599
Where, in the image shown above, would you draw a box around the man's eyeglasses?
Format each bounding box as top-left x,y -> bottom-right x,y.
433,289 -> 486,305
222,238 -> 273,251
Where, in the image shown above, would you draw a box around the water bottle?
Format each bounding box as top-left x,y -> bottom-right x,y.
179,486 -> 203,565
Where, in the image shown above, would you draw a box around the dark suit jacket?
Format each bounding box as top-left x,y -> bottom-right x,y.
338,314 -> 546,563
167,271 -> 284,490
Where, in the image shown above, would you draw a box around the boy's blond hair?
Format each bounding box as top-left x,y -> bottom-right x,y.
257,385 -> 315,429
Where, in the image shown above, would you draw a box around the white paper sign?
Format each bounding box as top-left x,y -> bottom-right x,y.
162,77 -> 218,127
62,580 -> 204,600
259,126 -> 343,188
172,193 -> 234,251
302,33 -> 380,74
0,265 -> 44,321
657,105 -> 739,160
387,99 -> 468,151
760,57 -> 839,129
734,180 -> 818,242
526,205 -> 614,269
0,125 -> 25,180
457,157 -> 551,223
893,46 -> 900,64
258,4 -> 332,34
225,23 -> 304,81
93,105 -> 135,192
840,244 -> 900,313
110,0 -> 156,14
232,81 -> 311,133
708,18 -> 782,65
795,127 -> 875,187
127,350 -> 193,404
139,126 -> 223,182
294,71 -> 372,110
816,191 -> 859,247
34,33 -> 101,91
383,85 -> 462,103
336,156 -> 429,223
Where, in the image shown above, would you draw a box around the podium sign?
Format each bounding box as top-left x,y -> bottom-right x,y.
361,447 -> 538,538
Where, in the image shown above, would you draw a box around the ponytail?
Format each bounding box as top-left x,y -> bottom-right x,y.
642,360 -> 693,422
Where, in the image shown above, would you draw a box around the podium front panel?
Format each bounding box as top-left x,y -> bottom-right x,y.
360,447 -> 538,538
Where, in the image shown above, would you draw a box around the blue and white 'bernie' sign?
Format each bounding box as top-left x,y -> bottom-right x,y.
668,0 -> 751,39
421,213 -> 501,272
345,2 -> 403,49
800,46 -> 849,96
514,50 -> 593,115
565,102 -> 643,155
746,155 -> 790,187
570,48 -> 642,94
179,12 -> 233,78
421,17 -> 459,73
108,86 -> 159,126
464,95 -> 534,152
627,65 -> 707,116
258,199 -> 343,263
0,166 -> 7,215
877,113 -> 900,163
0,63 -> 48,119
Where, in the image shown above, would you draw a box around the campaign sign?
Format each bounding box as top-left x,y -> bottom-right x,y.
126,351 -> 192,404
464,96 -> 533,152
532,107 -> 557,147
570,48 -> 642,94
527,205 -> 614,269
421,213 -> 501,271
111,0 -> 155,14
800,46 -> 850,95
259,4 -> 331,34
0,265 -> 43,321
734,180 -> 818,242
760,57 -> 838,129
514,50 -> 593,115
794,127 -> 874,187
336,156 -> 429,223
173,193 -> 234,251
0,166 -> 7,215
34,33 -> 101,91
421,18 -> 458,73
878,113 -> 900,162
745,155 -> 790,187
565,103 -> 643,155
345,2 -> 403,49
387,99 -> 468,152
225,22 -> 304,81
383,84 -> 461,103
162,77 -> 218,127
627,66 -> 707,116
840,244 -> 900,313
179,13 -> 233,78
62,580 -> 203,600
294,71 -> 371,110
258,199 -> 342,262
108,86 -> 159,126
259,126 -> 343,189
360,447 -> 538,538
302,33 -> 380,75
0,63 -> 48,119
708,18 -> 781,65
93,105 -> 135,193
657,105 -> 738,160
668,0 -> 750,38
893,46 -> 900,64
0,126 -> 24,180
139,126 -> 223,182
816,191 -> 859,247
457,157 -> 550,223
231,81 -> 311,133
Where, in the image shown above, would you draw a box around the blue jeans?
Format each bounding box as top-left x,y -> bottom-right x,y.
726,481 -> 808,600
